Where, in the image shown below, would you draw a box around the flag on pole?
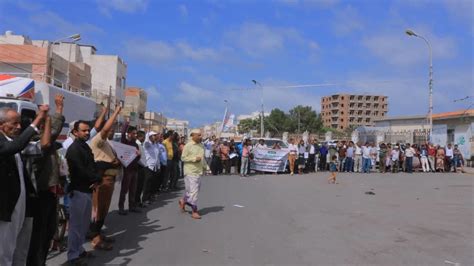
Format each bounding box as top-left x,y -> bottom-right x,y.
220,107 -> 235,133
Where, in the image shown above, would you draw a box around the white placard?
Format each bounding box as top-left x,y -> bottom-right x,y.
109,141 -> 138,168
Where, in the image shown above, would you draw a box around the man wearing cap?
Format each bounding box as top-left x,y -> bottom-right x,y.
179,129 -> 208,219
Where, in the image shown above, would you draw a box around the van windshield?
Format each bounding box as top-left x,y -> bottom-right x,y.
21,109 -> 37,132
0,102 -> 18,110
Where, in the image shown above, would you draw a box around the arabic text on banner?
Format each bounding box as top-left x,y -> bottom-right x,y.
250,148 -> 288,173
109,141 -> 138,168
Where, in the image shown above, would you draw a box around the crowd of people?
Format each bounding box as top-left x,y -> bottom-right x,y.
0,97 -> 196,266
0,96 -> 467,266
287,139 -> 466,174
202,137 -> 466,177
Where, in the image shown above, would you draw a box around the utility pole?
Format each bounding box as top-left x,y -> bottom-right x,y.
298,109 -> 301,134
252,80 -> 264,138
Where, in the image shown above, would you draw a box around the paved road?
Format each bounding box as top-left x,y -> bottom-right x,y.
48,172 -> 473,265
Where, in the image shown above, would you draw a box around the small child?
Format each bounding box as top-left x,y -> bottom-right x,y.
328,155 -> 338,184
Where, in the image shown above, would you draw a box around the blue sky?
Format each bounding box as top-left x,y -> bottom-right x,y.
0,0 -> 472,127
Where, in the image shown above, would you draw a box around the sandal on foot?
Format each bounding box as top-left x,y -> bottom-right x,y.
92,241 -> 113,251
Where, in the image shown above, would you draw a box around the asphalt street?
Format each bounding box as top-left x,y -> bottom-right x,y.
47,172 -> 473,266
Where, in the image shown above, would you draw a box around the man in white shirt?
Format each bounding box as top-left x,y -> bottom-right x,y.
362,143 -> 372,173
391,146 -> 400,173
255,139 -> 268,149
445,143 -> 454,171
142,131 -> 160,205
354,142 -> 363,173
404,143 -> 416,173
135,131 -> 148,207
308,139 -> 316,172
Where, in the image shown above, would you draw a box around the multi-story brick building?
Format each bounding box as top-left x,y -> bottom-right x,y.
123,87 -> 147,125
0,31 -> 127,103
321,94 -> 388,130
0,31 -> 92,95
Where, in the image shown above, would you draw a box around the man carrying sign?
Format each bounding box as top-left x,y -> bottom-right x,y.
88,104 -> 121,250
179,129 -> 208,219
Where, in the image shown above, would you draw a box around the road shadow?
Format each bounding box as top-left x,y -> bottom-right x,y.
47,180 -> 185,266
199,205 -> 225,216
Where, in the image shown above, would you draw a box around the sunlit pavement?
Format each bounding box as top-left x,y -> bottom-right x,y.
47,172 -> 473,265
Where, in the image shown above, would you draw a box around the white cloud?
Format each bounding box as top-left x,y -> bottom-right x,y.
125,40 -> 176,63
145,86 -> 161,99
442,0 -> 473,23
277,0 -> 339,8
228,23 -> 285,56
332,5 -> 364,36
176,42 -> 220,61
362,30 -> 457,66
178,4 -> 188,17
97,0 -> 148,15
125,39 -> 226,66
28,11 -> 103,40
226,22 -> 321,58
175,82 -> 215,102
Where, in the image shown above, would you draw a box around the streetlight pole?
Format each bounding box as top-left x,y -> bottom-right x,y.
406,29 -> 433,141
48,34 -> 81,86
252,80 -> 264,138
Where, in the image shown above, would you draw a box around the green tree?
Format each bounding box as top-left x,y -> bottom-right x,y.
265,108 -> 290,137
288,105 -> 323,133
238,118 -> 258,134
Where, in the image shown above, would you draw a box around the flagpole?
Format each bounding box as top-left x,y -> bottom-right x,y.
219,100 -> 229,138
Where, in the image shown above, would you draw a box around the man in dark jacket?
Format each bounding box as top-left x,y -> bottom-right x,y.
0,105 -> 48,266
119,120 -> 141,214
66,120 -> 101,265
27,95 -> 65,266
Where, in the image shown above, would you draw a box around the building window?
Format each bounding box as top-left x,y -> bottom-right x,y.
350,95 -> 355,100
340,126 -> 344,129
341,104 -> 344,107
366,118 -> 370,123
358,96 -> 363,100
365,96 -> 371,101
447,129 -> 455,144
374,96 -> 379,101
